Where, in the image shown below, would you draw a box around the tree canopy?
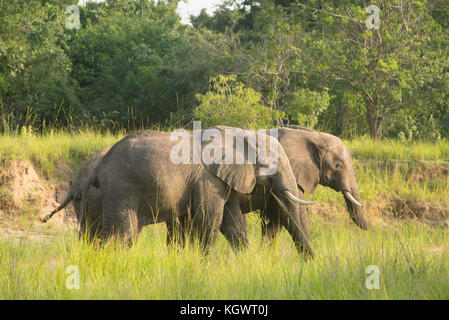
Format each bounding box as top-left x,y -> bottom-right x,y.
1,0 -> 448,140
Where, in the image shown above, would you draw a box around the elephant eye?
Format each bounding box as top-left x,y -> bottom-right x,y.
336,162 -> 344,170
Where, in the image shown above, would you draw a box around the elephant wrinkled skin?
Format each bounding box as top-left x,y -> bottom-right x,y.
79,127 -> 314,256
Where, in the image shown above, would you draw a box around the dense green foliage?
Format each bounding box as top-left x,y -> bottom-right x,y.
1,0 -> 448,140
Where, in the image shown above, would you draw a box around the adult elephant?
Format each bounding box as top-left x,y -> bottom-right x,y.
40,146 -> 111,241
237,125 -> 369,243
79,127 -> 314,256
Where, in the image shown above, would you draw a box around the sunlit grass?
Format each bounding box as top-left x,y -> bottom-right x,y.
0,130 -> 123,178
347,137 -> 449,162
0,215 -> 447,299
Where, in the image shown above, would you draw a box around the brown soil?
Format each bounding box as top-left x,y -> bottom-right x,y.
411,161 -> 449,183
387,197 -> 449,226
0,160 -> 76,226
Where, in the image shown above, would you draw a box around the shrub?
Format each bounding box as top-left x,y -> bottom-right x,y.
193,75 -> 276,129
287,88 -> 330,129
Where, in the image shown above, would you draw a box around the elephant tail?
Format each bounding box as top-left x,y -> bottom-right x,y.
40,192 -> 73,223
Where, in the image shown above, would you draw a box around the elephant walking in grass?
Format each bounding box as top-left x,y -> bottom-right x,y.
236,126 -> 369,244
79,127 -> 314,256
42,126 -> 366,258
40,132 -> 258,249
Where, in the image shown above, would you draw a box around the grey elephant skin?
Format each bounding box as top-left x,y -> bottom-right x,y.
238,126 -> 369,243
42,142 -> 181,243
40,147 -> 111,241
44,126 -> 367,256
41,132 -> 249,247
80,127 -> 313,256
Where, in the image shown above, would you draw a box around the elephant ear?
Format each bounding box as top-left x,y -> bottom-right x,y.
278,128 -> 322,194
201,127 -> 257,194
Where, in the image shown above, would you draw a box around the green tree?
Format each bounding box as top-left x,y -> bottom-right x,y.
0,0 -> 79,131
67,0 -> 219,128
194,74 -> 275,129
297,0 -> 449,139
287,88 -> 329,129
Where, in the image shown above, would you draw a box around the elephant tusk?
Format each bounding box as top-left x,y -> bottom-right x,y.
344,191 -> 362,207
284,191 -> 316,205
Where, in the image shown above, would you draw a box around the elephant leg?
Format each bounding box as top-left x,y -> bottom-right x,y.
260,198 -> 282,244
191,179 -> 226,252
288,192 -> 313,257
179,210 -> 194,245
83,215 -> 103,243
166,199 -> 193,248
166,216 -> 186,248
81,198 -> 103,243
280,207 -> 314,258
78,199 -> 99,242
298,206 -> 312,243
220,193 -> 248,251
241,213 -> 247,232
102,190 -> 139,246
269,191 -> 314,258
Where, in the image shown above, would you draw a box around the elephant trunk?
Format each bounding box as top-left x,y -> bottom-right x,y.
283,204 -> 315,259
271,141 -> 315,258
343,186 -> 369,230
272,189 -> 315,258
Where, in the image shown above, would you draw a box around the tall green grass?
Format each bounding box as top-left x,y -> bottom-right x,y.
312,159 -> 449,205
0,130 -> 123,178
1,215 -> 447,299
347,137 -> 449,162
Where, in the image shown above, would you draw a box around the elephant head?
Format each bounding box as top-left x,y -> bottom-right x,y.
278,126 -> 369,230
201,126 -> 314,256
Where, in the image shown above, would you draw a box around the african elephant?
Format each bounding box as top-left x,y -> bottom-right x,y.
41,139 -> 197,245
235,125 -> 368,243
40,146 -> 111,241
39,132 -> 251,248
80,127 -> 314,256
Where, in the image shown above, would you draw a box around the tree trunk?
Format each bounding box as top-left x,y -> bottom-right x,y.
366,109 -> 383,140
335,90 -> 345,137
